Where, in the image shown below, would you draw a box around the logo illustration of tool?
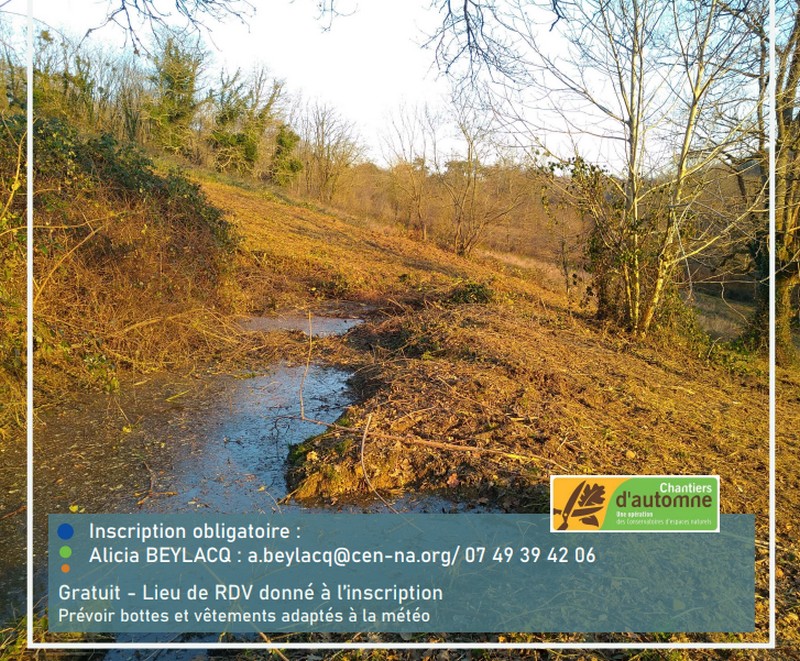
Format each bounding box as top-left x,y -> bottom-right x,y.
552,479 -> 607,530
551,475 -> 720,532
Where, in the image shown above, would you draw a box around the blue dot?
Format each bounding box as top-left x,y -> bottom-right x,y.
57,523 -> 74,540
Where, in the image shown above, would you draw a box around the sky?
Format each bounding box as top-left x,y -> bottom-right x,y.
24,0 -> 453,163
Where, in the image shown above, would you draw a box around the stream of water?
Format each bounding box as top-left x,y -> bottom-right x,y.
3,314 -> 460,630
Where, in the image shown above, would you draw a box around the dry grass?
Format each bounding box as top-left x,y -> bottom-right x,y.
202,179 -> 563,313
288,303 -> 772,645
197,177 -> 793,653
32,180 -> 248,398
12,171 -> 799,658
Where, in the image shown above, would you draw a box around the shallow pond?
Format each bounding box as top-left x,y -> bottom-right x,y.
239,314 -> 362,337
139,361 -> 353,514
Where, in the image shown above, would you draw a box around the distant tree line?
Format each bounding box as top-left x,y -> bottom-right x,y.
24,28 -> 559,260
29,29 -> 306,186
14,0 -> 798,360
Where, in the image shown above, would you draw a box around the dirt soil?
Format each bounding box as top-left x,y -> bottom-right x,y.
10,177 -> 799,659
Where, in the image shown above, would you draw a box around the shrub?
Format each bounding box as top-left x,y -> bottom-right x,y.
448,280 -> 494,305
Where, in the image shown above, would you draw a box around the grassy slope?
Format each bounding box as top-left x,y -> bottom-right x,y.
202,178 -> 800,652
4,175 -> 796,657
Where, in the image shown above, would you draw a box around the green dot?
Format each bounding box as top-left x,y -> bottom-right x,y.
59,546 -> 72,559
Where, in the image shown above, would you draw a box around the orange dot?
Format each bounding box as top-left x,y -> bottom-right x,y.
61,564 -> 70,573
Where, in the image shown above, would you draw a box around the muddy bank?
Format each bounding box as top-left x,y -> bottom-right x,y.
25,321 -> 360,606
287,303 -> 769,519
9,312 -> 469,626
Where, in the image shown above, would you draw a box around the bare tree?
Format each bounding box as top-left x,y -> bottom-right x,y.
87,0 -> 255,54
635,0 -> 762,334
714,0 -> 798,364
384,104 -> 440,240
433,94 -> 527,256
82,0 -> 375,53
773,0 -> 800,363
296,102 -> 361,204
427,0 -> 564,81
435,0 -> 763,336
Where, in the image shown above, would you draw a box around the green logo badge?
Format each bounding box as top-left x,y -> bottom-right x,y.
551,475 -> 720,532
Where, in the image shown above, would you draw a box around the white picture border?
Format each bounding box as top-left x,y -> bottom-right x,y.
26,0 -> 778,650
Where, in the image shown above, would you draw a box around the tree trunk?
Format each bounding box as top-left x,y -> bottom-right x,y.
639,259 -> 668,338
776,271 -> 799,366
746,223 -> 770,351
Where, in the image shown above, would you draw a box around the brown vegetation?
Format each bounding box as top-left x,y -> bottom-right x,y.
6,153 -> 796,657
208,178 -> 792,651
31,133 -> 242,397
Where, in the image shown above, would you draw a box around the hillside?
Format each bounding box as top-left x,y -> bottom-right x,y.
2,4 -> 797,655
201,178 -> 794,649
4,173 -> 798,656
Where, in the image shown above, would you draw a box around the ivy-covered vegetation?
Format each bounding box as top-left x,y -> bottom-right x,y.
18,29 -> 255,397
